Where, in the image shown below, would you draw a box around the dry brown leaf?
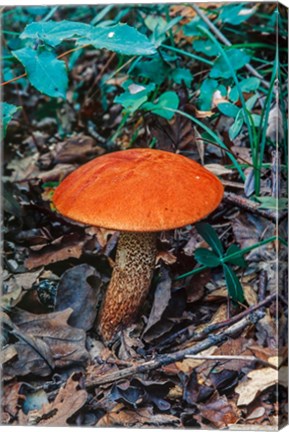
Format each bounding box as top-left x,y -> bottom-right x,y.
20,373 -> 87,426
156,250 -> 177,265
175,346 -> 217,373
243,284 -> 258,306
2,382 -> 24,418
97,404 -> 180,427
205,163 -> 233,176
266,105 -> 284,142
4,308 -> 89,379
198,396 -> 239,428
235,367 -> 288,406
25,234 -> 84,270
55,263 -> 102,331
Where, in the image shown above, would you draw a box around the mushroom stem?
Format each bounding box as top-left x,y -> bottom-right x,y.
99,231 -> 157,341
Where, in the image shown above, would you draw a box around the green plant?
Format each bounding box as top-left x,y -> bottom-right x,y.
194,223 -> 246,303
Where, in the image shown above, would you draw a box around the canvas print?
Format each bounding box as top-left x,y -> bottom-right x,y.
1,2 -> 288,430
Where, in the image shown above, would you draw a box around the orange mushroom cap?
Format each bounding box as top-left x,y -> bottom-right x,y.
53,148 -> 224,232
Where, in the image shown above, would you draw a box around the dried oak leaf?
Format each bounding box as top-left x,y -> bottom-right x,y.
55,264 -> 102,331
20,373 -> 87,426
4,308 -> 89,379
2,382 -> 24,422
143,268 -> 172,338
97,404 -> 180,427
25,233 -> 84,270
235,367 -> 288,406
198,396 -> 239,428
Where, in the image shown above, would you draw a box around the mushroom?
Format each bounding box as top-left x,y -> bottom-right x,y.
53,148 -> 223,341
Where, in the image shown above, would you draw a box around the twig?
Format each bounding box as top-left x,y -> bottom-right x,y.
189,4 -> 270,89
152,292 -> 276,352
185,354 -> 277,369
85,309 -> 264,389
224,191 -> 286,222
258,269 -> 268,302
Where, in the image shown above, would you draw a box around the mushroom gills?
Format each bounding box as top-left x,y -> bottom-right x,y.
99,231 -> 157,341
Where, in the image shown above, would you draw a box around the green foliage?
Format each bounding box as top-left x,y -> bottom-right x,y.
145,15 -> 181,47
194,248 -> 221,268
256,196 -> 288,210
171,68 -> 193,87
133,58 -> 170,85
195,223 -> 245,303
21,20 -> 157,56
196,222 -> 224,256
2,102 -> 21,136
142,91 -> 179,120
114,80 -> 155,114
223,264 -> 245,303
83,23 -> 157,56
21,20 -> 91,47
218,102 -> 240,118
210,49 -> 250,79
229,77 -> 260,103
184,17 -> 209,37
12,47 -> 68,98
218,3 -> 256,26
193,39 -> 219,57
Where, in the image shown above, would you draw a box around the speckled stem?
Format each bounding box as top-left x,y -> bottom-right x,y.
99,231 -> 157,341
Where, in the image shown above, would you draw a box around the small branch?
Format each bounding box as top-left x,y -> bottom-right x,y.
85,310 -> 264,389
185,354 -> 277,369
190,4 -> 270,89
152,293 -> 276,352
224,191 -> 286,222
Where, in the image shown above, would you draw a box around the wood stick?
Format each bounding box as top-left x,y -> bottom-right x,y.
85,308 -> 265,389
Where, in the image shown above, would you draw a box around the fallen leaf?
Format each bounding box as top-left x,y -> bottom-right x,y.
25,233 -> 85,270
55,264 -> 102,331
20,373 -> 87,426
143,268 -> 172,336
266,104 -> 284,142
235,367 -> 288,406
156,250 -> 177,265
97,404 -> 180,427
2,382 -> 24,420
198,396 -> 239,428
205,163 -> 234,176
4,308 -> 89,378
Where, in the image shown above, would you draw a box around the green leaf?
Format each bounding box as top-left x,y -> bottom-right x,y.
83,23 -> 157,56
184,17 -> 209,37
229,110 -> 244,140
12,47 -> 68,98
245,94 -> 258,111
193,39 -> 219,57
134,58 -> 170,85
196,222 -> 224,256
145,15 -> 181,47
210,49 -> 250,79
229,78 -> 260,103
114,80 -> 155,114
223,264 -> 245,303
218,102 -> 240,118
171,68 -> 193,87
195,248 -> 221,268
142,91 -> 179,120
219,4 -> 256,26
256,196 -> 288,210
225,244 -> 247,268
2,102 -> 21,137
198,78 -> 219,111
21,20 -> 91,47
